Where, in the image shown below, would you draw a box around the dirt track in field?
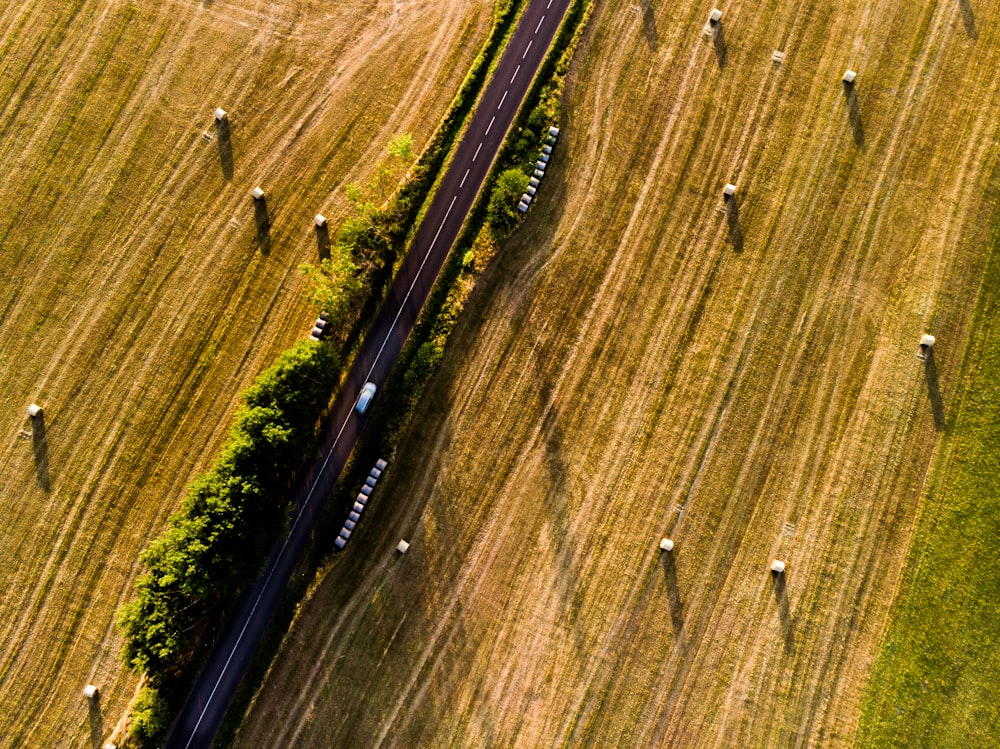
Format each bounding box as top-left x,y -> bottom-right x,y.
240,0 -> 1000,746
0,0 -> 489,745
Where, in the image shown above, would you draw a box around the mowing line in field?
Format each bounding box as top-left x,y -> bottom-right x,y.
183,195 -> 461,748
460,168 -> 470,188
473,142 -> 483,161
498,90 -> 509,109
511,64 -> 521,83
523,40 -> 532,58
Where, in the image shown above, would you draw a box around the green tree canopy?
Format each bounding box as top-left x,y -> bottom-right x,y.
488,168 -> 529,236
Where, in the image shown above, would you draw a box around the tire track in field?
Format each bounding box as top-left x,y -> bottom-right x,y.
0,0 -> 489,743
0,5 -> 295,736
640,0 -> 1000,744
540,1 -> 809,738
199,0 -> 1000,747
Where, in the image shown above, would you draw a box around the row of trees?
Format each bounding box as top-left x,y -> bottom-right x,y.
117,341 -> 340,744
300,134 -> 415,329
117,135 -> 419,746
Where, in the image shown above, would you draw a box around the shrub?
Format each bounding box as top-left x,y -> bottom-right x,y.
488,168 -> 530,237
129,685 -> 173,747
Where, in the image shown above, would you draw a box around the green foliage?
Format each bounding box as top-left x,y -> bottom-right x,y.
404,338 -> 446,393
301,134 -> 418,323
122,0 -> 539,738
303,248 -> 366,330
129,685 -> 174,747
387,132 -> 414,164
118,341 -> 339,696
487,168 -> 530,236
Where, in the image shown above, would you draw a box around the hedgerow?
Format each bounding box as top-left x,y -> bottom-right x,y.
117,340 -> 339,745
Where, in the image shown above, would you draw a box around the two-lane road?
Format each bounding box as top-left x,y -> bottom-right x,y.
164,0 -> 572,745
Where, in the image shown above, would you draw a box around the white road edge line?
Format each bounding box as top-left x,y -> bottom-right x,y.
497,90 -> 508,109
535,15 -> 545,34
460,168 -> 470,188
183,194 -> 462,748
485,115 -> 496,135
523,40 -> 532,59
510,65 -> 520,84
472,142 -> 483,162
366,195 -> 459,383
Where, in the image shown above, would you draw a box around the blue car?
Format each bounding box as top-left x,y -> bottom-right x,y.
356,382 -> 377,414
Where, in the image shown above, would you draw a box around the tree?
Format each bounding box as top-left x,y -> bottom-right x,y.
387,132 -> 414,163
300,244 -> 367,327
488,168 -> 529,236
117,340 -> 340,699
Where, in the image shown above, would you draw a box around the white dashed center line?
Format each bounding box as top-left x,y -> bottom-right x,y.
498,90 -> 508,109
459,168 -> 470,188
485,115 -> 495,135
511,64 -> 520,84
547,0 -> 553,7
472,142 -> 483,162
523,40 -> 532,59
535,16 -> 545,34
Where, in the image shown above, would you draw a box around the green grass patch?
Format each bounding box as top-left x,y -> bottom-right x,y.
855,223 -> 1000,747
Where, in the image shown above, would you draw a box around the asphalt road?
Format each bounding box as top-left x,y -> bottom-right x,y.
163,0 -> 572,746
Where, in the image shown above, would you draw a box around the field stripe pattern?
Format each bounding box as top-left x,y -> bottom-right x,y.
241,0 -> 1000,746
0,0 -> 490,744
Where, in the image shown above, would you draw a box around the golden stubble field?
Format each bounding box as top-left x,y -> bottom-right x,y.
235,0 -> 1000,747
0,0 -> 490,745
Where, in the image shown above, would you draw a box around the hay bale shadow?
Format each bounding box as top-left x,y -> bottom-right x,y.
771,571 -> 795,652
842,81 -> 865,148
959,0 -> 978,40
31,413 -> 50,491
87,693 -> 103,749
315,221 -> 331,260
641,0 -> 659,52
216,117 -> 234,181
724,194 -> 744,252
924,348 -> 945,431
254,196 -> 271,254
712,22 -> 728,68
661,551 -> 685,642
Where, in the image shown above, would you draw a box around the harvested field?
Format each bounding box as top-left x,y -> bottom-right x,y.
856,215 -> 1000,747
237,0 -> 1000,746
0,0 -> 490,745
